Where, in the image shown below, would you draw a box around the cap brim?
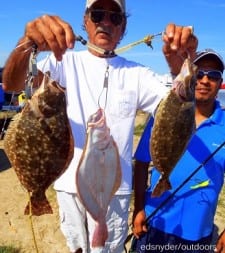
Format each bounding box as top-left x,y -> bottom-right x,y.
194,52 -> 224,72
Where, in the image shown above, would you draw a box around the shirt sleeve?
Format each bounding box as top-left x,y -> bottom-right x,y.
133,116 -> 154,162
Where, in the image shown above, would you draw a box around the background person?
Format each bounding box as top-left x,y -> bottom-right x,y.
132,49 -> 225,252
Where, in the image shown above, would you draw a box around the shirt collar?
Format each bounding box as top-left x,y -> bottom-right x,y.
209,100 -> 225,125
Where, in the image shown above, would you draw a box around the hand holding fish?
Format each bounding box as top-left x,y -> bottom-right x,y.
3,15 -> 76,91
162,23 -> 198,76
132,209 -> 148,238
24,15 -> 76,61
215,229 -> 225,253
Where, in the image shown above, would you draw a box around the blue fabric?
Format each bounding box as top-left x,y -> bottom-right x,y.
133,116 -> 154,162
131,226 -> 213,253
0,85 -> 4,109
134,100 -> 225,241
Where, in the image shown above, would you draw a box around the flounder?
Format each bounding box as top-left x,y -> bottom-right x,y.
150,58 -> 196,197
4,73 -> 74,215
76,108 -> 121,249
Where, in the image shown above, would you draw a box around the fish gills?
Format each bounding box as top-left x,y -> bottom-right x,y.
150,58 -> 196,197
76,108 -> 121,248
4,73 -> 74,215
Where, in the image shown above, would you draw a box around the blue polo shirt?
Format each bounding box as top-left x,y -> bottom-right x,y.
134,100 -> 225,241
133,116 -> 154,162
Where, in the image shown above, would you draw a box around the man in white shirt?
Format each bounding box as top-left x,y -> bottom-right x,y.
2,0 -> 198,252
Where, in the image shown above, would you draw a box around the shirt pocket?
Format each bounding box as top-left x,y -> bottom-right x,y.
109,90 -> 137,119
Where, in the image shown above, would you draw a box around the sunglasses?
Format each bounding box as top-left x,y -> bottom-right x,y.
196,70 -> 223,81
89,9 -> 123,26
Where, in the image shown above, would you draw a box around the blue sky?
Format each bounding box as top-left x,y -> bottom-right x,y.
1,0 -> 225,78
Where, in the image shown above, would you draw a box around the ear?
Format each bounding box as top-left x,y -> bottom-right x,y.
84,15 -> 88,30
217,79 -> 223,93
220,78 -> 223,88
122,17 -> 127,34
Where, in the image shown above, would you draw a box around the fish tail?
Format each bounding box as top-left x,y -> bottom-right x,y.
91,220 -> 108,248
24,192 -> 53,216
151,178 -> 172,197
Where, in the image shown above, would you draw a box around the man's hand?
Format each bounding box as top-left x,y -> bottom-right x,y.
132,209 -> 148,238
162,23 -> 198,76
25,15 -> 76,61
215,229 -> 225,253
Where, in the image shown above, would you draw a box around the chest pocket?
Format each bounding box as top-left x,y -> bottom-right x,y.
109,90 -> 136,118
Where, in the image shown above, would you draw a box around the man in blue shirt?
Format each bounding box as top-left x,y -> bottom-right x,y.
132,49 -> 225,253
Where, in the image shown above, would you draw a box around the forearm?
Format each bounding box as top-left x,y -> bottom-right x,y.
3,37 -> 34,92
133,160 -> 149,213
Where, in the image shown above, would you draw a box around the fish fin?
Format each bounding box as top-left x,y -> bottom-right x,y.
24,192 -> 53,216
151,178 -> 172,197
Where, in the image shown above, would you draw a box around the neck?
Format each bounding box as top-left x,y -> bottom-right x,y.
88,48 -> 116,58
76,35 -> 117,58
195,100 -> 215,126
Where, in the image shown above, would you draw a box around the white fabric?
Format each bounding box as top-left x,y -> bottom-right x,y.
57,192 -> 88,252
57,191 -> 131,253
38,50 -> 168,195
86,0 -> 126,12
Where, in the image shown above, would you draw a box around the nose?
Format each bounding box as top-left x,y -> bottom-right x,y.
101,12 -> 112,25
199,74 -> 209,82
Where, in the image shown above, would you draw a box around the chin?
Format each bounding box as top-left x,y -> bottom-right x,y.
94,36 -> 115,49
97,42 -> 114,50
196,98 -> 211,104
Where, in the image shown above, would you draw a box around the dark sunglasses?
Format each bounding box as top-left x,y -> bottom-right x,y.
89,9 -> 123,26
196,70 -> 223,81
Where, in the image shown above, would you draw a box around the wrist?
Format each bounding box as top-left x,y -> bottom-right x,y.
134,199 -> 145,212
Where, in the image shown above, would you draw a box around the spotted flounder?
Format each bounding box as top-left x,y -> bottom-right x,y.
76,108 -> 121,249
150,58 -> 196,197
4,73 -> 74,215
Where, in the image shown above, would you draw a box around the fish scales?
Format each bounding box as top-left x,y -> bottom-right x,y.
150,58 -> 196,197
76,108 -> 121,249
4,73 -> 74,216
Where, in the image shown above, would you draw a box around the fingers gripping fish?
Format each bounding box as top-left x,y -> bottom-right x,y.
76,108 -> 121,250
150,58 -> 197,197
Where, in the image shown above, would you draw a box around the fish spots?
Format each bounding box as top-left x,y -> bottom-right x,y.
4,74 -> 74,216
150,58 -> 196,197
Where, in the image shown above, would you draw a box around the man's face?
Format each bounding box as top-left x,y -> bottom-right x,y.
195,58 -> 223,105
84,0 -> 125,54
